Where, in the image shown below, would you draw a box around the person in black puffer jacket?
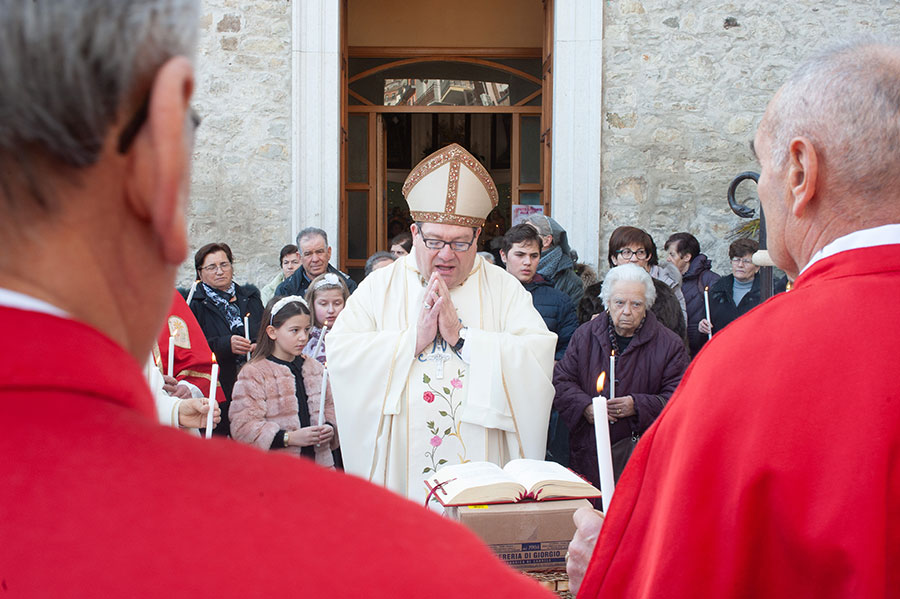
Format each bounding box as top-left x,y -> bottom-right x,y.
664,233 -> 721,357
500,224 -> 579,466
188,242 -> 265,436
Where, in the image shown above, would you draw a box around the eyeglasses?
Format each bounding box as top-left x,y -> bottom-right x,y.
615,248 -> 649,260
421,237 -> 475,252
117,93 -> 202,154
731,257 -> 754,266
200,262 -> 232,273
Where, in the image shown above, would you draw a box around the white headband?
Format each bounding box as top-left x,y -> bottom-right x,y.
312,272 -> 342,291
270,295 -> 308,325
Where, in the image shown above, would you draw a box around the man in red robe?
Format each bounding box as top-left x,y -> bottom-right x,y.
154,289 -> 225,403
569,40 -> 900,597
0,4 -> 550,596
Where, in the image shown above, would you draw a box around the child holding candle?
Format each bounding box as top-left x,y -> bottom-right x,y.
302,272 -> 350,365
229,296 -> 338,467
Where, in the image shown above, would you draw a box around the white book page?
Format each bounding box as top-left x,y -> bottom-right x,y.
502,458 -> 585,494
430,462 -> 520,503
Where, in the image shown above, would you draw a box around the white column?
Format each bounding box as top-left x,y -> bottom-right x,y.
552,0 -> 604,271
292,0 -> 341,261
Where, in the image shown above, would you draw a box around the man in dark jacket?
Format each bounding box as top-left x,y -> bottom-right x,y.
501,224 -> 579,466
525,214 -> 585,306
664,233 -> 721,357
275,227 -> 357,298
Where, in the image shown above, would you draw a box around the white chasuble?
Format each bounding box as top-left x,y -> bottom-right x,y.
328,250 -> 557,503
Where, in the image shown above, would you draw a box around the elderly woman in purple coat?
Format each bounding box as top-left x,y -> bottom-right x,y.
553,264 -> 689,490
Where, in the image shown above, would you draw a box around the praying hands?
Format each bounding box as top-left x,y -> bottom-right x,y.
415,272 -> 463,355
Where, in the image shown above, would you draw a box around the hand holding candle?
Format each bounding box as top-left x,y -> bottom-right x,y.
206,354 -> 218,439
592,372 -> 616,513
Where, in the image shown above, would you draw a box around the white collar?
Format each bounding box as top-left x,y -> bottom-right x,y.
0,288 -> 69,318
800,223 -> 900,275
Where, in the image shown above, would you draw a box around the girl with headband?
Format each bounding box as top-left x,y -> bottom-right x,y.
229,296 -> 339,467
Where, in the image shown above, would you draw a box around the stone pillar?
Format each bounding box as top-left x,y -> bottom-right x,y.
552,0 -> 604,271
292,0 -> 341,260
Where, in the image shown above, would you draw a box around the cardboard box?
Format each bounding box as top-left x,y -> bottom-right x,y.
445,499 -> 590,570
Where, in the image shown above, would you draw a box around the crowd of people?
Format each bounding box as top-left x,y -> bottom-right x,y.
171,181 -> 778,504
3,2 -> 899,597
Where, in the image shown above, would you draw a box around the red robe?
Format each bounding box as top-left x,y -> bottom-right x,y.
580,244 -> 900,598
0,306 -> 552,598
153,289 -> 225,403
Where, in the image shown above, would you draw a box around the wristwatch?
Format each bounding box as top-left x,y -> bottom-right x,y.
283,431 -> 290,447
452,326 -> 467,353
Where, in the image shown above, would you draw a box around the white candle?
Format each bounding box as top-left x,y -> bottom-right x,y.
206,355 -> 218,439
167,335 -> 175,378
317,365 -> 329,427
593,373 -> 615,512
185,280 -> 199,305
244,313 -> 251,359
609,350 -> 616,402
311,324 -> 329,362
704,286 -> 712,340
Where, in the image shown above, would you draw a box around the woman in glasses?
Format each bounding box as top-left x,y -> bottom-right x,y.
188,242 -> 264,436
698,238 -> 786,338
602,226 -> 687,345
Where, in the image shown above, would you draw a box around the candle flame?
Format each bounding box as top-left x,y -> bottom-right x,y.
705,286 -> 709,291
211,353 -> 217,364
596,372 -> 607,394
245,312 -> 250,318
611,349 -> 615,357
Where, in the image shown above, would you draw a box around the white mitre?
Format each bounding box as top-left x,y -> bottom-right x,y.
402,143 -> 499,228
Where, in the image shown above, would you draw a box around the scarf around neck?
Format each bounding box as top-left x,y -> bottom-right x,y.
202,282 -> 243,331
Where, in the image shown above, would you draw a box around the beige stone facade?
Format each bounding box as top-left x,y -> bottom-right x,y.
183,1 -> 900,289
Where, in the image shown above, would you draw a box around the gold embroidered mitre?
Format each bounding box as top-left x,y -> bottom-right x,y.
402,143 -> 499,228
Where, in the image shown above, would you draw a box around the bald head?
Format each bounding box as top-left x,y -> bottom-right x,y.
762,39 -> 900,198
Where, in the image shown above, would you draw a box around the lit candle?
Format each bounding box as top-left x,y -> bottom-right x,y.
593,372 -> 616,512
167,335 -> 175,378
206,354 -> 218,439
704,286 -> 712,340
185,280 -> 199,305
317,363 -> 329,427
244,313 -> 251,360
609,350 -> 616,402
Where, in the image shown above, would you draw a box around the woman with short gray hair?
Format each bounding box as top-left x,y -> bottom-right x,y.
553,264 -> 689,493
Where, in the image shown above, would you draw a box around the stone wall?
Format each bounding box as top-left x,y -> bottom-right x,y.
183,0 -> 900,289
182,0 -> 292,289
598,0 -> 900,274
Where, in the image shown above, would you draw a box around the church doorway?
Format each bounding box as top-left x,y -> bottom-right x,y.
339,1 -> 552,281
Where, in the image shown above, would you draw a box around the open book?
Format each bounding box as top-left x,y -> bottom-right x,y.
425,459 -> 601,507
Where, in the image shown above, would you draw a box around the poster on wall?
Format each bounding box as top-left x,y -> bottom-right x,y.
511,204 -> 544,227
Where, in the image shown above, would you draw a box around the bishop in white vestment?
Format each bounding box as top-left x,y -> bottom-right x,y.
328,144 -> 556,504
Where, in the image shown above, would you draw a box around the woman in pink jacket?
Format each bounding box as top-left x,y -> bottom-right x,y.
230,295 -> 339,467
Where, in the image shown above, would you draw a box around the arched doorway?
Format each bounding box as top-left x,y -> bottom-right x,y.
339,1 -> 553,281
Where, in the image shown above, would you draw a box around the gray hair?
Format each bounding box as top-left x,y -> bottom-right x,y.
0,0 -> 200,208
364,251 -> 395,276
600,264 -> 656,310
297,226 -> 329,247
765,37 -> 900,196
